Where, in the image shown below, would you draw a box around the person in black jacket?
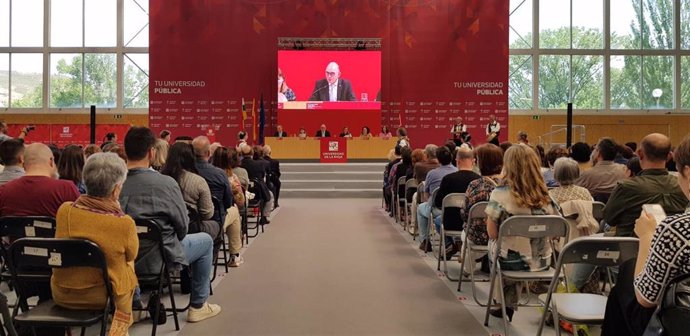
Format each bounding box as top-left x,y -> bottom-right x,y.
240,145 -> 273,224
263,145 -> 281,208
315,124 -> 331,138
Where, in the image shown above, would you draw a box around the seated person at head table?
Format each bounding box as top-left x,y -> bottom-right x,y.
360,126 -> 372,140
315,124 -> 331,138
379,125 -> 393,139
297,128 -> 308,139
339,127 -> 353,138
308,62 -> 356,102
274,125 -> 288,138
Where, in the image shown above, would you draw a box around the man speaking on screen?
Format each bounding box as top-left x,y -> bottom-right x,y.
308,62 -> 357,102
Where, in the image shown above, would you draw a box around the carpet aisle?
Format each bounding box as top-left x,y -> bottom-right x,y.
178,198 -> 486,335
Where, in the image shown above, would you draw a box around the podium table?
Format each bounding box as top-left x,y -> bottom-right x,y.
265,137 -> 397,160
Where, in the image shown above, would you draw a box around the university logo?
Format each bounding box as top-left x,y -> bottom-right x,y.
63,127 -> 70,133
329,141 -> 339,151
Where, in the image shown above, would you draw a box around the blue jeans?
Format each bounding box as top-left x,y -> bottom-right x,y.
181,233 -> 214,306
434,216 -> 454,246
416,202 -> 441,241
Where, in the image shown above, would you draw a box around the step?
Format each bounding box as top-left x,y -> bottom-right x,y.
281,171 -> 383,180
280,189 -> 381,198
281,180 -> 382,189
280,163 -> 386,173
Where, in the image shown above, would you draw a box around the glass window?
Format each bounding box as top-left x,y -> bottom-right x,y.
572,0 -> 603,49
85,0 -> 116,47
0,0 -> 8,47
539,0 -> 569,49
0,54 -> 8,107
610,55 -> 641,109
50,54 -> 83,108
642,56 -> 673,109
51,0 -> 83,47
124,0 -> 149,47
680,1 -> 689,50
10,53 -> 43,108
509,0 -> 532,49
539,55 -> 570,109
124,53 -> 149,108
610,0 -> 640,49
84,54 -> 116,108
682,57 -> 690,108
509,55 -> 533,109
641,0 -> 673,49
11,0 -> 43,47
571,55 -> 603,109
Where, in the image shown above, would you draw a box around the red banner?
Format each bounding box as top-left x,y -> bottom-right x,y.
149,0 -> 509,146
320,138 -> 347,163
7,124 -> 130,147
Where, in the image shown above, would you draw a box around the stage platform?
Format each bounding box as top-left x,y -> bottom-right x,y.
265,137 -> 397,160
280,162 -> 385,199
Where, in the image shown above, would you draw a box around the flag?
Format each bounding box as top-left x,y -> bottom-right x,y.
399,110 -> 403,128
241,98 -> 247,126
251,98 -> 256,142
259,94 -> 266,145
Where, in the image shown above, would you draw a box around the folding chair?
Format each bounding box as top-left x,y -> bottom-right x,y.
245,178 -> 266,240
0,291 -> 18,336
8,238 -> 112,336
426,188 -> 440,243
0,216 -> 56,285
134,219 -> 180,336
436,193 -> 466,281
396,176 -> 406,225
537,236 -> 639,336
403,179 -> 418,234
483,215 -> 570,335
458,202 -> 491,304
592,201 -> 605,223
211,196 -> 229,278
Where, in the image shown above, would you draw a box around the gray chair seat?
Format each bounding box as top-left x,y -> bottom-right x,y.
14,300 -> 103,326
502,268 -> 558,280
549,293 -> 608,323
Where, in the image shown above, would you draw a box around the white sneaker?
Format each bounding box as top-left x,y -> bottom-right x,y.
187,302 -> 222,323
229,255 -> 244,267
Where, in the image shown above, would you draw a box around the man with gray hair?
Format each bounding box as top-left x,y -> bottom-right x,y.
413,144 -> 440,183
308,61 -> 356,102
192,136 -> 233,227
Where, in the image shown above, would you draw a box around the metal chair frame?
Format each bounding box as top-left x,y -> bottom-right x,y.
403,179 -> 418,235
457,202 -> 491,304
436,193 -> 466,281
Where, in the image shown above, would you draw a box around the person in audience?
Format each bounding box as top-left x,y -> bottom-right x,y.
396,127 -> 410,147
604,133 -> 687,237
464,143 -> 503,246
236,131 -> 248,149
240,145 -> 273,223
297,127 -> 308,139
100,132 -> 117,150
105,144 -> 128,163
543,146 -> 569,188
416,146 -> 456,252
406,149 -> 425,231
549,157 -> 593,205
389,147 -> 413,218
535,144 -> 547,168
51,153 -> 138,334
84,144 -> 101,159
119,127 -> 221,323
445,141 -> 457,166
379,125 -> 392,139
210,147 -> 245,267
383,146 -> 402,213
602,135 -> 690,336
151,139 -> 169,171
433,145 -> 481,258
315,124 -> 331,138
175,135 -> 194,144
58,145 -> 86,194
575,138 -> 626,200
0,139 -> 25,186
161,142 -> 218,240
666,146 -> 677,172
360,126 -> 372,140
499,141 -> 512,154
228,147 -> 249,188
625,157 -> 642,178
516,131 -> 529,145
274,125 -> 288,138
485,144 -> 559,321
625,141 -> 637,152
569,142 -> 592,172
160,129 -> 172,142
408,149 -> 425,180
413,144 -> 440,183
252,146 -> 271,179
614,144 -> 635,165
0,122 -> 30,142
192,136 -> 233,233
263,145 -> 281,208
339,127 -> 353,138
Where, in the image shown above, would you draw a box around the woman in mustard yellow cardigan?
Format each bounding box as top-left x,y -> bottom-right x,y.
51,152 -> 138,335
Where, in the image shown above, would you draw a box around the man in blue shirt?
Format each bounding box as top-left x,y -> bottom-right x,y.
416,146 -> 457,251
192,136 -> 233,226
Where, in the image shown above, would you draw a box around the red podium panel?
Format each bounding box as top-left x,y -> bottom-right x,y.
320,138 -> 347,163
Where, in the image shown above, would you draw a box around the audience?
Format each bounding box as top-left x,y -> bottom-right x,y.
161,142 -> 218,240
576,138 -> 627,200
604,133 -> 688,237
57,145 -> 86,194
569,142 -> 592,172
210,146 -> 245,267
485,144 -> 559,322
239,145 -> 273,224
263,145 -> 281,208
383,146 -> 402,212
119,127 -> 221,323
413,144 -> 439,183
433,145 -> 481,258
499,141 -> 512,154
83,144 -> 101,159
192,136 -> 234,228
625,156 -> 642,177
464,144 -> 503,246
549,157 -> 593,205
389,147 -> 413,208
542,146 -> 569,187
602,135 -> 690,335
0,139 -> 25,186
51,153 -> 138,334
416,146 -> 456,252
151,138 -> 169,171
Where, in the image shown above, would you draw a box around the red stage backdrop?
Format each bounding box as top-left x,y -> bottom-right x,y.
149,0 -> 509,146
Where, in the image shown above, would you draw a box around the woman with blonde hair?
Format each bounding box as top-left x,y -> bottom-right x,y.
151,138 -> 169,171
485,144 -> 559,321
